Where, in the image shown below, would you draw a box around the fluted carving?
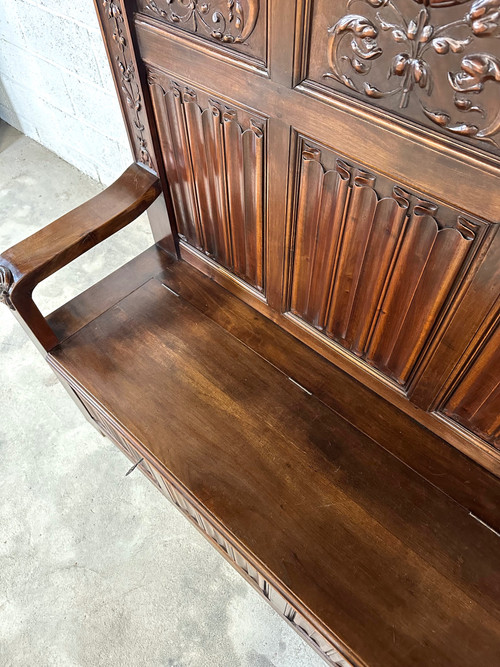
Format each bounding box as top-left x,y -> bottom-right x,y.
290,147 -> 484,387
443,319 -> 500,448
149,76 -> 266,290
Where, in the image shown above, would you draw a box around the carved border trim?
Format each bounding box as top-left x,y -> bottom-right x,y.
97,1 -> 155,169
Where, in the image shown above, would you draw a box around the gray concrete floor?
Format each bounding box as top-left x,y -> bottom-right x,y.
0,121 -> 326,667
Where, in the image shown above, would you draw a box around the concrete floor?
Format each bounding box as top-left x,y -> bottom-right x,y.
0,121 -> 326,667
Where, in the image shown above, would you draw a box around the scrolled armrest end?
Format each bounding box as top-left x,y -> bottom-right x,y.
0,265 -> 14,310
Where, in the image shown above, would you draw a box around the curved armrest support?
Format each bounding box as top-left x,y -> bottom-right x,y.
0,163 -> 161,351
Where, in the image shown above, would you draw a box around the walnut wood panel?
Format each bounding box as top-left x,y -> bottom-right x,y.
135,16 -> 500,223
70,386 -> 351,667
135,0 -> 267,71
147,69 -> 266,291
301,0 -> 500,158
442,313 -> 500,448
288,137 -> 489,389
42,247 -> 500,515
47,277 -> 500,667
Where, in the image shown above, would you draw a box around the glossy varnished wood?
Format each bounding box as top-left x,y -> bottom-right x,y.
0,163 -> 161,350
157,255 -> 500,533
1,1 -> 499,664
48,273 -> 500,667
128,2 -> 500,468
42,248 -> 500,532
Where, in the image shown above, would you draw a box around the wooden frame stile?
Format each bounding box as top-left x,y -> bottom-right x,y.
94,0 -> 178,254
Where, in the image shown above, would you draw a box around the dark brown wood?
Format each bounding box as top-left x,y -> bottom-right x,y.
2,1 -> 500,664
129,1 -> 500,470
157,255 -> 500,534
44,244 -> 500,527
48,275 -> 500,667
0,163 -> 161,350
46,245 -> 173,343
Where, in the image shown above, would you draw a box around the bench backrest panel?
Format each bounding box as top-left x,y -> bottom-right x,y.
95,0 -> 500,474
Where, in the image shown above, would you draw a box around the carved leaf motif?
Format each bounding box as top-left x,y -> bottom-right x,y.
145,0 -> 259,44
101,0 -> 154,168
324,0 -> 500,146
467,0 -> 500,36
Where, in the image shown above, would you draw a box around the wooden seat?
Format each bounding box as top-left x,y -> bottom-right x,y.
2,1 -> 500,664
43,247 -> 500,667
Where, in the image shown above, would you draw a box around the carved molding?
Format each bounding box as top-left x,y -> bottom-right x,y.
290,144 -> 486,388
0,266 -> 14,310
324,0 -> 500,146
144,0 -> 260,44
100,1 -> 154,168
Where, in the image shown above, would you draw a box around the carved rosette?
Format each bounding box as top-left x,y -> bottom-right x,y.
100,1 -> 154,168
145,0 -> 259,44
0,266 -> 14,310
324,0 -> 500,147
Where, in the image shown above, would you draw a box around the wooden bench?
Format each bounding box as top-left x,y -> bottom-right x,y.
1,2 -> 499,665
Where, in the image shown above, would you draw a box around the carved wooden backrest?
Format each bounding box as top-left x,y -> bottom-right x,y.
95,0 -> 500,475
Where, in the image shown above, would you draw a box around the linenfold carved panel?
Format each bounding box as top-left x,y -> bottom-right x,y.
442,318 -> 500,448
288,138 -> 489,389
303,0 -> 500,154
137,0 -> 267,67
148,70 -> 266,291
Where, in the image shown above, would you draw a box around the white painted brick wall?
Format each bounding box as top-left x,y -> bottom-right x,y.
0,0 -> 133,184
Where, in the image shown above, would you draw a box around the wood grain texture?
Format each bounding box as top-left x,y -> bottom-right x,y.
148,72 -> 266,291
38,248 -> 500,531
289,144 -> 487,390
48,275 -> 500,667
64,377 -> 352,667
0,163 -> 161,351
443,315 -> 500,448
1,2 -> 499,664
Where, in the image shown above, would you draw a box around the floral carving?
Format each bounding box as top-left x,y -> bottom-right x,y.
145,0 -> 259,44
102,1 -> 153,168
324,0 -> 500,146
0,266 -> 14,310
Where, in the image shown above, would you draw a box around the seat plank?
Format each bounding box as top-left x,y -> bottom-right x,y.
159,257 -> 500,534
49,276 -> 500,667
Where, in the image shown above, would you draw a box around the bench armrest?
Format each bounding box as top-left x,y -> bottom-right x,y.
0,163 -> 161,351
